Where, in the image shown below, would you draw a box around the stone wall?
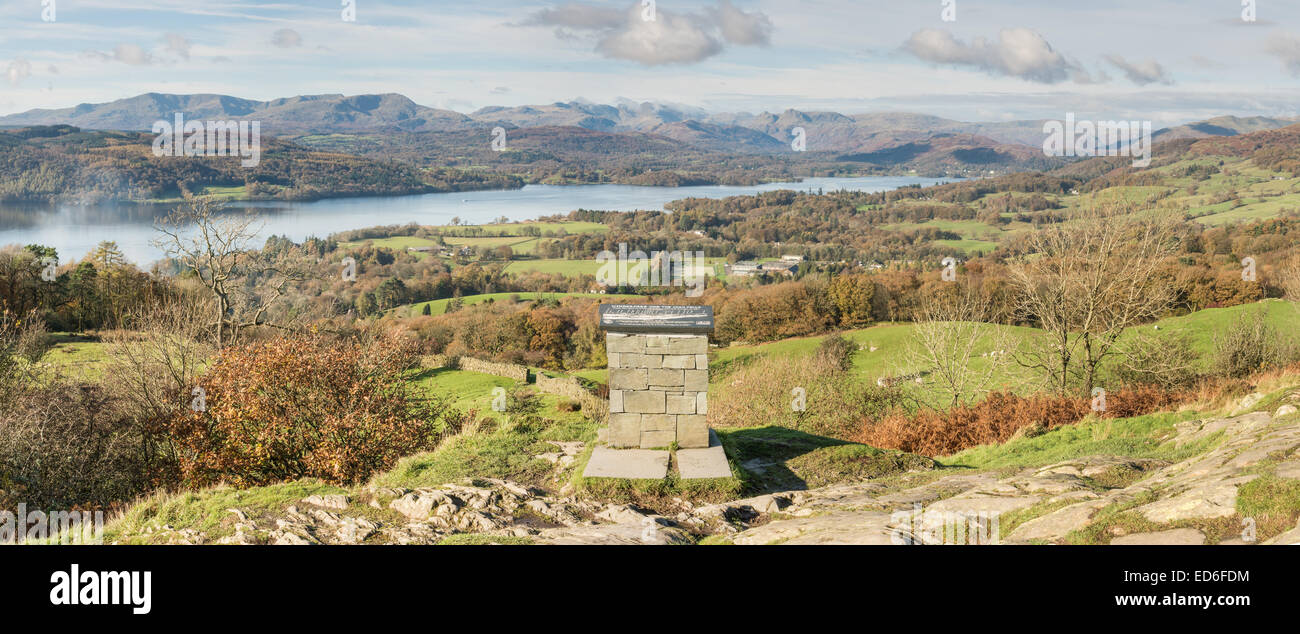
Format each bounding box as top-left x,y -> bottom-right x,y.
420,354 -> 453,369
456,357 -> 529,382
535,373 -> 605,416
419,355 -> 529,383
606,332 -> 709,449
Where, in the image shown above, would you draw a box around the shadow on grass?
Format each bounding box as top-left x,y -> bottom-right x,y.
718,426 -> 847,494
717,425 -> 938,495
47,332 -> 100,345
410,366 -> 454,381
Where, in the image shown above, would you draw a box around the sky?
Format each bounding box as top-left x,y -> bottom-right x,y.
1,0 -> 1299,127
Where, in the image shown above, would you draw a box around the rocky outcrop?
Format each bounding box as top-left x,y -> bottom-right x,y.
114,394 -> 1300,546
717,403 -> 1300,545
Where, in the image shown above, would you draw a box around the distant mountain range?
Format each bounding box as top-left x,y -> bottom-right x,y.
1152,115 -> 1300,142
0,93 -> 475,134
9,92 -> 1295,155
5,93 -> 1298,184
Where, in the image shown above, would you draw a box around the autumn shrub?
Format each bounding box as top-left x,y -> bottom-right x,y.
711,352 -> 906,439
856,387 -> 1183,456
162,330 -> 464,488
102,297 -> 213,486
0,309 -> 48,400
1212,309 -> 1299,379
1111,331 -> 1200,390
815,332 -> 855,371
0,381 -> 146,511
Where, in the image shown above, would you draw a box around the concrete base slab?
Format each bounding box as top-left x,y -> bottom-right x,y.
583,447 -> 669,480
677,430 -> 732,479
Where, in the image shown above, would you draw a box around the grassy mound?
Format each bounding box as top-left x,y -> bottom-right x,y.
785,445 -> 937,488
374,417 -> 595,491
718,425 -> 935,494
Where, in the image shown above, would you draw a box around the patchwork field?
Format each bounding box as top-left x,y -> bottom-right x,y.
397,291 -> 616,316
337,221 -> 610,260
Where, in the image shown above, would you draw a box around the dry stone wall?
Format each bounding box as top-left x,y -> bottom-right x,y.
418,355 -> 529,383
535,373 -> 605,415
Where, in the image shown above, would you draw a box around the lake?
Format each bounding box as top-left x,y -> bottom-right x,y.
0,176 -> 953,266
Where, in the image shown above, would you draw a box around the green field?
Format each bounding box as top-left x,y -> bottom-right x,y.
412,367 -> 521,412
879,219 -> 1003,255
42,334 -> 110,380
398,291 -> 615,316
1192,193 -> 1300,225
707,299 -> 1300,401
504,259 -> 605,276
337,221 -> 610,261
138,184 -> 250,204
336,235 -> 441,259
933,238 -> 999,254
881,219 -> 1003,240
431,221 -> 607,235
442,235 -> 543,254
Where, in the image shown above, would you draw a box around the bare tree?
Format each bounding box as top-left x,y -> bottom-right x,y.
1114,330 -> 1198,390
103,295 -> 213,476
152,197 -> 309,348
905,283 -> 1014,408
1279,254 -> 1300,302
1007,207 -> 1177,396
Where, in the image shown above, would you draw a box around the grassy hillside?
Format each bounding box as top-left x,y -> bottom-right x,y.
709,300 -> 1300,401
338,221 -> 610,266
858,148 -> 1300,258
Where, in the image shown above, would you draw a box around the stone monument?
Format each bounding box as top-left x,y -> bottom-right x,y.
599,304 -> 713,449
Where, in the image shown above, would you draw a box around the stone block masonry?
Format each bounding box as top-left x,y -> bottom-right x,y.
606,332 -> 710,449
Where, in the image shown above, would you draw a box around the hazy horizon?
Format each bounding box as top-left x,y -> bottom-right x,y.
3,1 -> 1300,128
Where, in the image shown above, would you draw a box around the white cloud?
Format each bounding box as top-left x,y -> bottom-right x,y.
113,43 -> 153,65
271,28 -> 302,48
595,11 -> 721,65
524,1 -> 771,66
902,28 -> 1077,84
1265,31 -> 1300,76
6,58 -> 32,85
527,3 -> 623,31
708,0 -> 772,46
164,33 -> 192,60
1104,55 -> 1173,85
83,43 -> 154,65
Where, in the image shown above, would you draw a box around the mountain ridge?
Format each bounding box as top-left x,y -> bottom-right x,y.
8,92 -> 1296,156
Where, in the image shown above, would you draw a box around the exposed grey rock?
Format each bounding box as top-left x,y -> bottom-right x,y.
732,511 -> 897,545
1276,460 -> 1300,479
270,526 -> 317,545
596,504 -> 648,524
1006,500 -> 1108,542
535,518 -> 692,545
1136,477 -> 1256,523
389,490 -> 450,520
1237,393 -> 1265,412
1111,529 -> 1206,545
745,494 -> 787,514
112,394 -> 1300,546
303,494 -> 349,510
